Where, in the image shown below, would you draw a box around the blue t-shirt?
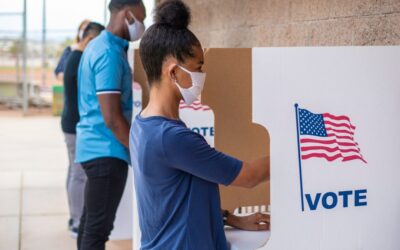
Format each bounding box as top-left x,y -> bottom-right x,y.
76,30 -> 133,164
129,115 -> 243,250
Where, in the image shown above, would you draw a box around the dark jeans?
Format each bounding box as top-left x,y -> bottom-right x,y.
77,157 -> 128,250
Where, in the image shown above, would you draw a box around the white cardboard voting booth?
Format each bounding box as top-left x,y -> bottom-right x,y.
254,47 -> 400,250
131,47 -> 400,249
109,169 -> 133,240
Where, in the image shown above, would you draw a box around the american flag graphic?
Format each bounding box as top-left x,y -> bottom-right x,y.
133,82 -> 142,91
179,100 -> 211,111
298,108 -> 367,163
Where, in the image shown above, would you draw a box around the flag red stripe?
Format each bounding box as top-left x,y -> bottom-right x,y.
324,121 -> 356,130
302,153 -> 366,163
179,104 -> 207,107
325,125 -> 353,134
323,113 -> 352,124
179,103 -> 209,107
342,155 -> 367,163
179,106 -> 210,110
301,146 -> 360,153
180,103 -> 203,107
300,138 -> 357,147
179,106 -> 211,111
133,85 -> 141,90
327,133 -> 354,140
326,127 -> 354,135
302,153 -> 342,161
179,101 -> 203,106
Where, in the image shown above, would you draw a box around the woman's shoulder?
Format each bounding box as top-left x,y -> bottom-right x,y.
162,120 -> 205,146
132,115 -> 185,133
163,120 -> 188,134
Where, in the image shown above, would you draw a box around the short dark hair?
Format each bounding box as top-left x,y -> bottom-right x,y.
139,0 -> 201,85
109,0 -> 142,12
82,22 -> 105,40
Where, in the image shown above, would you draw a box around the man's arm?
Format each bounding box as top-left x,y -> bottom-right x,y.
230,156 -> 270,188
56,73 -> 64,81
54,47 -> 71,79
98,93 -> 130,148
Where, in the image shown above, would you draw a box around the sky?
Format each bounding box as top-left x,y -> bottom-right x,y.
0,0 -> 155,41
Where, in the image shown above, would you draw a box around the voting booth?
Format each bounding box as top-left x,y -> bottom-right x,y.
108,168 -> 133,240
132,47 -> 400,250
253,46 -> 400,250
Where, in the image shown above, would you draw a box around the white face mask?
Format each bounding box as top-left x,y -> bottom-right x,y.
174,65 -> 206,105
125,12 -> 145,41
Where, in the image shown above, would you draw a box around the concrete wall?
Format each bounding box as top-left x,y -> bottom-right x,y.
179,0 -> 400,47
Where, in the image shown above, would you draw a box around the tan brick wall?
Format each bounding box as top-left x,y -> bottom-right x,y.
177,0 -> 400,47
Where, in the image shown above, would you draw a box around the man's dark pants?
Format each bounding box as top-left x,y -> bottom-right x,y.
77,157 -> 128,250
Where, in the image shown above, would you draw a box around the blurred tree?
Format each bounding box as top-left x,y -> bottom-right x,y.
56,37 -> 74,58
9,40 -> 22,83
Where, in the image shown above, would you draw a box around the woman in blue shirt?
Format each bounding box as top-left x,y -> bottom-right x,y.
130,1 -> 270,249
54,20 -> 90,80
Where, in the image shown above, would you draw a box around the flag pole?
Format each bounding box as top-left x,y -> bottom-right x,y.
295,103 -> 305,212
22,0 -> 28,115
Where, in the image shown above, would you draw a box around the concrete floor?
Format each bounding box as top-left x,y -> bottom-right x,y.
0,115 -> 132,250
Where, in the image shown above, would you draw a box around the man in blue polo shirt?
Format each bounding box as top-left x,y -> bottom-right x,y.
75,0 -> 146,249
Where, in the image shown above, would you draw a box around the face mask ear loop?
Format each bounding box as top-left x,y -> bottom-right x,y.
176,65 -> 195,87
177,65 -> 191,74
171,65 -> 179,84
129,12 -> 137,24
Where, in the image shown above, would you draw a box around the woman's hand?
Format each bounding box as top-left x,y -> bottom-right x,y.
226,212 -> 270,231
